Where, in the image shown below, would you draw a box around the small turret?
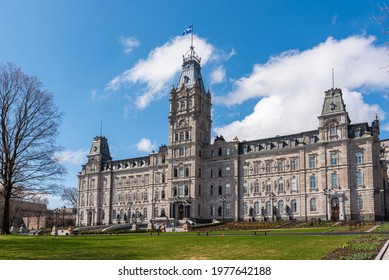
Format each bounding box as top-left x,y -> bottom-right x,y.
372,114 -> 380,141
85,136 -> 112,173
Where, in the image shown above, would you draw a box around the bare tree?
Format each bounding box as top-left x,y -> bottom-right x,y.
61,187 -> 78,208
0,63 -> 66,234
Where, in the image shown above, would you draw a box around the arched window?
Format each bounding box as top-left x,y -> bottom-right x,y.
291,177 -> 297,192
218,147 -> 222,156
278,178 -> 284,192
243,182 -> 248,194
218,185 -> 222,195
265,201 -> 271,215
143,208 -> 148,219
243,202 -> 248,215
225,183 -> 231,195
329,125 -> 337,136
291,199 -> 297,212
310,198 -> 317,212
278,200 -> 284,213
266,179 -> 272,193
254,201 -> 259,214
180,100 -> 186,110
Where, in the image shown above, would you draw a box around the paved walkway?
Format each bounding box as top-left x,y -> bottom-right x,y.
376,240 -> 389,260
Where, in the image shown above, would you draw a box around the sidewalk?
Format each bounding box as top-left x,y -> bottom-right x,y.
375,240 -> 389,260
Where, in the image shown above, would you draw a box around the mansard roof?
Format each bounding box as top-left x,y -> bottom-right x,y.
176,46 -> 206,94
238,122 -> 373,155
321,88 -> 347,116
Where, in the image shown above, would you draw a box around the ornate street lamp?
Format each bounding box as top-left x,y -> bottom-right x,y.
183,199 -> 191,220
219,195 -> 226,222
324,187 -> 332,221
54,208 -> 60,227
269,192 -> 276,221
61,206 -> 66,226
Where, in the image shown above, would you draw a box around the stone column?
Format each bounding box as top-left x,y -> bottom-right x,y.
327,196 -> 331,221
339,195 -> 345,221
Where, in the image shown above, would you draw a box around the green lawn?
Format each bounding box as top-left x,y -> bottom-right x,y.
0,232 -> 357,260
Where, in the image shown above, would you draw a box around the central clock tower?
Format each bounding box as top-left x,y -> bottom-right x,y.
167,46 -> 211,221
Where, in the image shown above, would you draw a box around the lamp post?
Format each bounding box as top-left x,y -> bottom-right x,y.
151,198 -> 157,219
54,208 -> 60,227
183,199 -> 191,220
219,195 -> 226,222
324,188 -> 332,221
269,192 -> 276,221
61,206 -> 66,226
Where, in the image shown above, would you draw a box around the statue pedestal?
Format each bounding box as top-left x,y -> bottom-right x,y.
182,220 -> 191,232
51,225 -> 58,235
131,223 -> 138,231
147,221 -> 154,231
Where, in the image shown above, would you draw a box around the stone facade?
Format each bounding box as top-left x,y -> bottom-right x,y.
76,47 -> 389,226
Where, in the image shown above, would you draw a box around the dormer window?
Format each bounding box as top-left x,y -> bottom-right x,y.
329,124 -> 337,135
183,75 -> 190,84
330,102 -> 336,111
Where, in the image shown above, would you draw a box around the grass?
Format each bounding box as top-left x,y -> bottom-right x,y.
322,223 -> 389,260
0,232 -> 356,260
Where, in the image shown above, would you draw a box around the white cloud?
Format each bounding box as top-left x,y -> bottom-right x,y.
119,36 -> 141,54
136,138 -> 155,153
90,89 -> 97,99
210,65 -> 226,84
107,35 -> 216,109
214,36 -> 389,141
56,149 -> 89,166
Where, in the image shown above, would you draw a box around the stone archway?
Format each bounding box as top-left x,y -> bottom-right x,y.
331,197 -> 339,221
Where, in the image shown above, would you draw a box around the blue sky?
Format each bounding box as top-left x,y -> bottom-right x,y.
1,0 -> 389,208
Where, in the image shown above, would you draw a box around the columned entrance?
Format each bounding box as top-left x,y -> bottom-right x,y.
331,197 -> 339,221
179,204 -> 185,219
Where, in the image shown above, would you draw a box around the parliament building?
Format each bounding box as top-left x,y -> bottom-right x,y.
76,46 -> 389,227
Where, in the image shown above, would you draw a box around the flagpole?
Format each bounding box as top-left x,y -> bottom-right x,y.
191,23 -> 194,49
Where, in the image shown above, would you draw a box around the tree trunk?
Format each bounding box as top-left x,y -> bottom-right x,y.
1,188 -> 11,234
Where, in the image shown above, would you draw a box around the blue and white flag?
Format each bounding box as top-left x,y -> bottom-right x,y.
183,26 -> 192,35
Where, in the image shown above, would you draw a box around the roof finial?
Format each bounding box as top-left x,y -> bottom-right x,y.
100,121 -> 103,137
